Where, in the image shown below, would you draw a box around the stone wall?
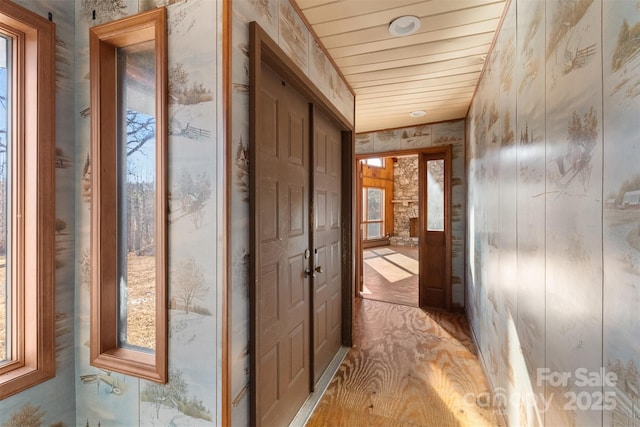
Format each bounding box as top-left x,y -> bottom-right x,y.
391,156 -> 419,246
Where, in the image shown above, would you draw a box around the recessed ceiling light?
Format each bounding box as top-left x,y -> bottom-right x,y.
410,110 -> 426,118
389,15 -> 421,37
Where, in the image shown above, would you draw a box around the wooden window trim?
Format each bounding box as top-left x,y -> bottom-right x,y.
362,186 -> 385,240
364,158 -> 385,168
89,7 -> 167,384
0,0 -> 56,400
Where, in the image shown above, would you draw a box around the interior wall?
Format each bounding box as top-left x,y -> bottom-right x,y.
73,1 -> 224,425
0,0 -> 76,424
356,120 -> 466,308
466,1 -> 640,426
229,1 -> 355,424
2,0 -> 349,424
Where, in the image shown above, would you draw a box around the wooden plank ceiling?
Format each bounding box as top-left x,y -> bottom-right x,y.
293,0 -> 507,133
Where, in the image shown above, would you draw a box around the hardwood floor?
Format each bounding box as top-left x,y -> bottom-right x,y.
305,298 -> 505,427
362,246 -> 418,307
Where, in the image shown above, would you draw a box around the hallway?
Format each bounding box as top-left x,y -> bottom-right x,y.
306,298 -> 504,426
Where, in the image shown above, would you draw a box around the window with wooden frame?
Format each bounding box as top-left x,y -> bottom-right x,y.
363,157 -> 384,168
90,7 -> 167,383
0,0 -> 56,399
362,187 -> 385,240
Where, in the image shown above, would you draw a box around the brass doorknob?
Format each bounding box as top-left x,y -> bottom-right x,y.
315,266 -> 323,274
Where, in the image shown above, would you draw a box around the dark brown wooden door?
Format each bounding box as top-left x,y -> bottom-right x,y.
254,64 -> 311,426
312,108 -> 342,384
419,150 -> 451,310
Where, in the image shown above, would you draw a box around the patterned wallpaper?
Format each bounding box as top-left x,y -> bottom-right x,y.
73,0 -> 223,425
467,1 -> 640,426
355,120 -> 467,308
0,0 -> 350,424
0,0 -> 76,425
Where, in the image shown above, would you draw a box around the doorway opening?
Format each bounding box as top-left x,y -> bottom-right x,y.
356,147 -> 451,311
359,155 -> 419,307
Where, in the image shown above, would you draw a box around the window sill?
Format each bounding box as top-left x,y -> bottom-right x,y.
0,364 -> 55,400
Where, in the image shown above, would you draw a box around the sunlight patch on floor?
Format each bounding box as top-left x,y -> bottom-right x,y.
364,256 -> 412,283
363,251 -> 378,259
384,253 -> 419,275
371,248 -> 395,256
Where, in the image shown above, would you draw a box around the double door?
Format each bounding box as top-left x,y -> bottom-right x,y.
251,64 -> 343,427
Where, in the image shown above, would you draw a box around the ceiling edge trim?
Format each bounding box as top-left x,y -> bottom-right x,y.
465,0 -> 512,119
290,0 -> 356,97
355,116 -> 467,135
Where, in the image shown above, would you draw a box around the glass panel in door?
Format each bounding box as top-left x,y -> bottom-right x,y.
426,159 -> 444,232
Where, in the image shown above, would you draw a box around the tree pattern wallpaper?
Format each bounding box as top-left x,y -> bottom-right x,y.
467,1 -> 640,426
73,0 -> 223,425
0,0 -> 76,425
603,2 -> 640,427
6,0 -> 638,425
355,120 -> 467,308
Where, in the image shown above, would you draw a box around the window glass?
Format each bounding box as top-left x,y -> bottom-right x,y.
366,223 -> 382,240
365,188 -> 382,222
363,187 -> 384,239
90,6 -> 166,383
427,159 -> 445,231
0,34 -> 10,365
117,40 -> 156,352
364,158 -> 383,168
